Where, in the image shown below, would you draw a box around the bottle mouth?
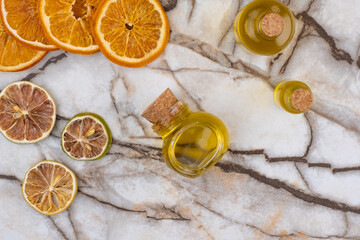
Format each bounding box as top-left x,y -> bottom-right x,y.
259,13 -> 284,38
290,88 -> 313,112
153,101 -> 190,137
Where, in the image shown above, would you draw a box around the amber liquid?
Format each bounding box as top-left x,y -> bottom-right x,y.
273,81 -> 312,114
233,0 -> 295,55
160,109 -> 229,178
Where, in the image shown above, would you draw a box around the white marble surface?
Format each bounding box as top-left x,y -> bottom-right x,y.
1,0 -> 360,239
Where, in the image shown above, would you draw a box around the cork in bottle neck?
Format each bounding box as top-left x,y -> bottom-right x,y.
290,89 -> 313,112
260,13 -> 284,37
141,89 -> 189,135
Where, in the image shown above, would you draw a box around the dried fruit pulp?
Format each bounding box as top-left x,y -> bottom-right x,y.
0,0 -> 57,50
38,0 -> 102,54
0,23 -> 47,72
62,113 -> 112,160
22,160 -> 77,215
92,0 -> 169,67
0,81 -> 56,143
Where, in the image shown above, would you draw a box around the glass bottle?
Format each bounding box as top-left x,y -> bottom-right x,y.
274,80 -> 313,114
233,0 -> 295,55
142,89 -> 229,178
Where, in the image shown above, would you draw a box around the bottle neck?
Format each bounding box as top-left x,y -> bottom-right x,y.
153,101 -> 191,138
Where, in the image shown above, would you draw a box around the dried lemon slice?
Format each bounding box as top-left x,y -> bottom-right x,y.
0,81 -> 56,143
61,113 -> 112,160
22,160 -> 77,215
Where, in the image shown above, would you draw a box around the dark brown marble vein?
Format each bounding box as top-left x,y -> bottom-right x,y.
265,155 -> 307,163
216,161 -> 360,214
188,0 -> 196,22
217,0 -> 240,48
163,60 -> 204,111
0,174 -> 21,182
79,189 -> 190,222
294,163 -> 311,191
296,12 -> 354,64
48,216 -> 70,240
333,166 -> 360,174
66,208 -> 78,240
228,149 -> 264,155
279,25 -> 306,74
170,32 -> 232,68
56,115 -> 70,121
308,163 -> 332,168
79,189 -> 147,214
21,53 -> 68,81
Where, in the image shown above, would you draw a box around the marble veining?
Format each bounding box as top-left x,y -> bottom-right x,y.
1,0 -> 360,239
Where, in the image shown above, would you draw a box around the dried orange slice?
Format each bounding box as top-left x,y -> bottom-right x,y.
92,0 -> 169,68
38,0 -> 102,54
61,113 -> 112,160
0,81 -> 56,143
22,160 -> 77,216
0,23 -> 47,72
0,0 -> 57,51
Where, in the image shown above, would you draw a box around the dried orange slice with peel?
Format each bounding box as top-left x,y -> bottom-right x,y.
0,0 -> 57,51
0,81 -> 56,144
92,0 -> 169,68
0,23 -> 47,72
61,113 -> 112,160
38,0 -> 102,54
22,160 -> 77,216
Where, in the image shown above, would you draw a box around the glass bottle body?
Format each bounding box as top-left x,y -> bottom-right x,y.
233,0 -> 295,55
274,81 -> 312,114
157,105 -> 229,178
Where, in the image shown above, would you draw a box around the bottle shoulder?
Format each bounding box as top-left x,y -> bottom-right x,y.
179,111 -> 229,140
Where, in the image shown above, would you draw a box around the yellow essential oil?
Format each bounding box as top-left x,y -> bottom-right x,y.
274,81 -> 313,114
233,0 -> 295,55
142,89 -> 229,178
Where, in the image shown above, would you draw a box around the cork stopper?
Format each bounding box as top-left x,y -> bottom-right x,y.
141,88 -> 179,124
290,89 -> 313,112
260,13 -> 284,37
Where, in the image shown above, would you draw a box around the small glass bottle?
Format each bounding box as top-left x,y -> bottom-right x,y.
233,0 -> 295,55
142,89 -> 229,178
274,81 -> 313,114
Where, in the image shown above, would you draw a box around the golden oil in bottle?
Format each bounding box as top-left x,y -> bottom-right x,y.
233,0 -> 295,55
274,81 -> 313,114
142,89 -> 229,178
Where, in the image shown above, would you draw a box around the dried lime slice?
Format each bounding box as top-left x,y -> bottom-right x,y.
61,113 -> 112,160
0,81 -> 56,143
22,160 -> 77,216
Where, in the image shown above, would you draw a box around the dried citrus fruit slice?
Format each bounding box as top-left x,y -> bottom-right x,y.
38,0 -> 102,54
0,81 -> 56,143
22,160 -> 77,216
92,0 -> 169,68
0,0 -> 57,51
61,113 -> 112,160
0,22 -> 47,72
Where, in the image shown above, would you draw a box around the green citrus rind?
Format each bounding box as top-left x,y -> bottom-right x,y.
22,160 -> 78,216
0,81 -> 56,144
61,112 -> 112,161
